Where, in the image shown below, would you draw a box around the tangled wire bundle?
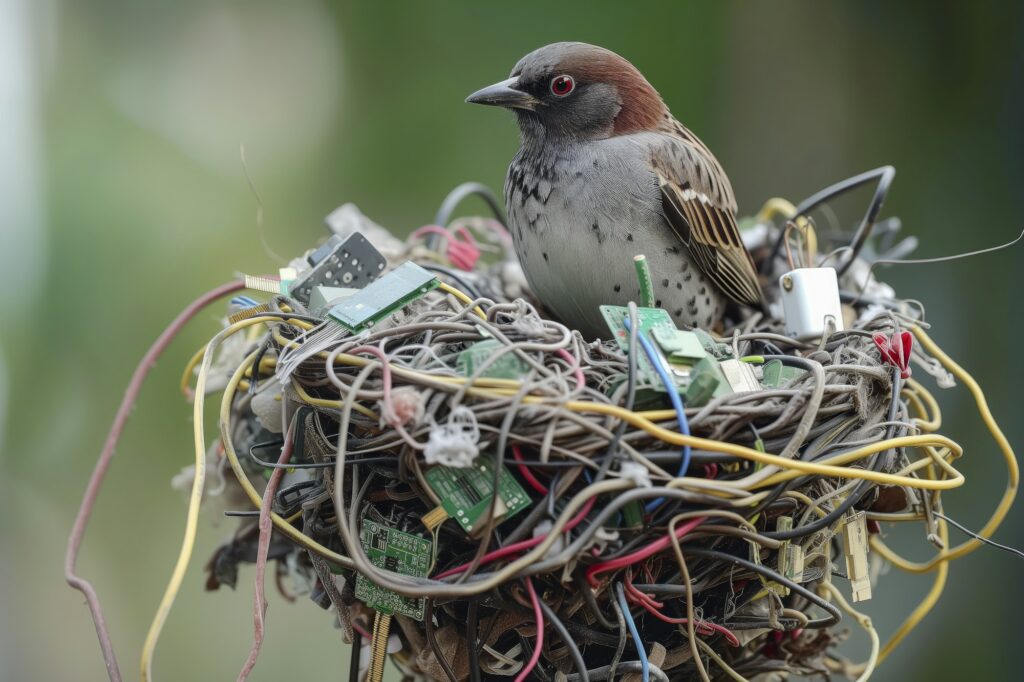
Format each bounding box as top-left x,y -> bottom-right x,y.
66,180 -> 1019,682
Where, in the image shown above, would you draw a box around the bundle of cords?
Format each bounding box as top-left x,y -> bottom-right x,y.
66,183 -> 1019,682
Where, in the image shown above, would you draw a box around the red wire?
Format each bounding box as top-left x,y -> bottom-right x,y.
622,568 -> 740,647
510,444 -> 549,495
633,598 -> 740,646
64,279 -> 245,682
434,495 -> 597,580
239,418 -> 296,680
514,577 -> 544,682
585,517 -> 705,586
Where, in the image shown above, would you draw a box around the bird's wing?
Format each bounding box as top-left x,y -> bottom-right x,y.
650,131 -> 763,307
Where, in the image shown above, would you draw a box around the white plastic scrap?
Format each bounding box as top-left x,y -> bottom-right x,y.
618,461 -> 652,488
423,406 -> 481,468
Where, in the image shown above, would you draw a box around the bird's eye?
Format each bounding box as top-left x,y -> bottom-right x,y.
550,75 -> 575,97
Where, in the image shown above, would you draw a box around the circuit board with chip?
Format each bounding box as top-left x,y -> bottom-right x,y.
328,262 -> 439,332
424,458 -> 530,535
354,519 -> 432,620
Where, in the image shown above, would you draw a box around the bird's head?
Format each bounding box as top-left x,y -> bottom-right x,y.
466,42 -> 668,143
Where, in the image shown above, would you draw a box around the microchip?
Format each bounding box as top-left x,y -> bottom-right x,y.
328,262 -> 439,332
354,520 -> 432,620
424,458 -> 530,535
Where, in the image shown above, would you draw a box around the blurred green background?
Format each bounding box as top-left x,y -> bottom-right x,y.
2,1 -> 1022,680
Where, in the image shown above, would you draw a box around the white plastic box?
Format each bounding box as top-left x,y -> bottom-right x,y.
778,268 -> 844,340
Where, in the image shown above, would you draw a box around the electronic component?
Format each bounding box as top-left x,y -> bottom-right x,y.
289,232 -> 387,305
424,458 -> 530,535
778,267 -> 845,340
354,520 -> 432,620
328,262 -> 439,332
720,358 -> 762,393
600,305 -> 683,390
843,511 -> 872,602
684,356 -> 731,406
308,286 -> 357,313
457,339 -> 531,379
776,517 -> 805,583
227,302 -> 272,324
243,274 -> 285,294
761,359 -> 805,388
651,327 -> 707,364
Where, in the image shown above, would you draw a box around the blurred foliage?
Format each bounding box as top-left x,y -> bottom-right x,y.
1,1 -> 1022,680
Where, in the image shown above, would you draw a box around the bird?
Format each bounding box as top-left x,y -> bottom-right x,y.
466,42 -> 763,339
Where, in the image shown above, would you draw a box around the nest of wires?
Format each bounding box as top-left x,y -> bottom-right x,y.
66,176 -> 1019,682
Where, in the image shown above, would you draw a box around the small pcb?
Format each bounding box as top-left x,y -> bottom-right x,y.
354,519 -> 432,620
457,339 -> 531,380
424,458 -> 530,534
600,305 -> 681,390
328,262 -> 439,332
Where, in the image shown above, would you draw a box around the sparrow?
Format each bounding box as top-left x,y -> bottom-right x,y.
467,42 -> 762,339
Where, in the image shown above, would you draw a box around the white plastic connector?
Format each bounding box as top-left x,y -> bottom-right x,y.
778,268 -> 845,340
618,461 -> 652,488
423,406 -> 480,468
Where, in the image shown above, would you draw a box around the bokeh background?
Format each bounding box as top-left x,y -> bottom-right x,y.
2,1 -> 1022,680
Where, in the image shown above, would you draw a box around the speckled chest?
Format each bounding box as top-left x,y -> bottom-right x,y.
504,137 -> 724,337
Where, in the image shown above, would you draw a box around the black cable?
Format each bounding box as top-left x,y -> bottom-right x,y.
763,166 -> 895,276
348,629 -> 362,682
684,547 -> 841,629
419,263 -> 484,300
935,512 -> 1024,562
430,182 -> 508,251
575,569 -> 615,630
517,632 -> 553,682
467,600 -> 482,682
763,366 -> 902,541
537,599 -> 590,682
424,599 -> 458,682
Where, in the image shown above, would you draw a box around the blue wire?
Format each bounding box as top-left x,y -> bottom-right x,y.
614,582 -> 649,682
622,318 -> 691,512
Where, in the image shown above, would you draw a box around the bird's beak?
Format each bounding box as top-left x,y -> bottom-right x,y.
466,77 -> 539,111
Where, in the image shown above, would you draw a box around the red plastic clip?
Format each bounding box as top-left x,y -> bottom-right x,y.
873,331 -> 913,379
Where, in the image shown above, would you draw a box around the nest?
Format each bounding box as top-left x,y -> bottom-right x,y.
67,179 -> 1018,682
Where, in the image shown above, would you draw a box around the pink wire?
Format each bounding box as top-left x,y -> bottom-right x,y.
555,348 -> 586,389
238,418 -> 296,681
434,495 -> 597,580
408,224 -> 481,270
346,345 -> 398,425
510,444 -> 549,495
64,280 -> 244,682
515,577 -> 544,682
585,517 -> 705,586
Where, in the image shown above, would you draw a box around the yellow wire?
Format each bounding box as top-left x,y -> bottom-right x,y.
291,380 -> 380,421
170,311 -> 1010,677
437,281 -> 486,319
142,316 -> 313,680
819,581 -> 880,681
877,518 -> 949,664
903,377 -> 942,432
220,350 -> 354,567
755,197 -> 798,223
871,326 -> 1018,572
321,351 -> 966,491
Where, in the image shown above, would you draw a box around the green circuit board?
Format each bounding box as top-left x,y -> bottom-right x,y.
425,458 -> 530,535
354,519 -> 432,620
